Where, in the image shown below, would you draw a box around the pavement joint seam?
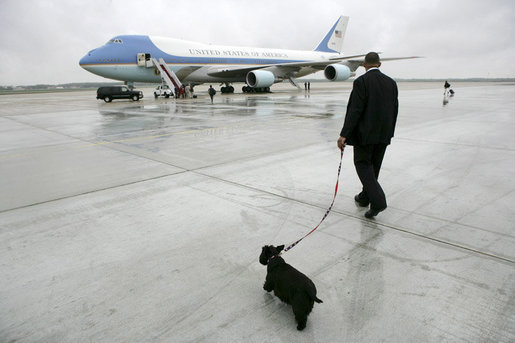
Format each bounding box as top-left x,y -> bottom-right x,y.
193,170 -> 515,265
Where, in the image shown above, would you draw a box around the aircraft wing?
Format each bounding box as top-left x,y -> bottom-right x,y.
206,54 -> 420,79
343,55 -> 422,71
377,56 -> 421,62
176,66 -> 203,80
206,54 -> 369,79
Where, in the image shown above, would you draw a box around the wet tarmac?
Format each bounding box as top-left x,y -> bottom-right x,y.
1,82 -> 514,342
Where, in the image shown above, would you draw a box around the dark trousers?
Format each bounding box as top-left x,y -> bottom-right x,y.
353,144 -> 388,210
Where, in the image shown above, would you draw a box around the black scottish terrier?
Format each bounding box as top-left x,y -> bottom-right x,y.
259,245 -> 323,330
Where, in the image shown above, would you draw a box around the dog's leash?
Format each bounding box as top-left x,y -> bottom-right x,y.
278,147 -> 345,257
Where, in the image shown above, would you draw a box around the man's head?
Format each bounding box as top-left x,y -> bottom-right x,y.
364,52 -> 381,70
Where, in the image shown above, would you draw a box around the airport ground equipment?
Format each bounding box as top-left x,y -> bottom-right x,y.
152,58 -> 182,92
154,84 -> 173,98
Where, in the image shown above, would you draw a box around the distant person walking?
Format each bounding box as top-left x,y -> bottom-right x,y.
444,80 -> 450,95
208,85 -> 216,104
337,52 -> 399,219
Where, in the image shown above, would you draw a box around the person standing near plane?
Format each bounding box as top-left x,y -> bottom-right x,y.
208,85 -> 216,104
444,80 -> 450,95
337,52 -> 398,219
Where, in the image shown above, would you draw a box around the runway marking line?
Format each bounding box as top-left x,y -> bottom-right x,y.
0,125 -> 232,161
0,115 -> 300,160
87,127 -> 225,146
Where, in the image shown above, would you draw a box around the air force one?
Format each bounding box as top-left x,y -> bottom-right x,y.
79,16 -> 417,93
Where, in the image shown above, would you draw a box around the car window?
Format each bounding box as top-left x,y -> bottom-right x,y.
121,87 -> 128,92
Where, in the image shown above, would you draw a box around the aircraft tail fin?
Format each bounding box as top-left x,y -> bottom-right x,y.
314,16 -> 349,53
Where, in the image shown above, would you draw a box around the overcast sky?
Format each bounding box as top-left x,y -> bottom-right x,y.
0,0 -> 514,85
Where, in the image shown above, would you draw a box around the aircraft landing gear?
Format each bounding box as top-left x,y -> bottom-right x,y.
220,86 -> 234,94
242,85 -> 270,93
220,85 -> 234,94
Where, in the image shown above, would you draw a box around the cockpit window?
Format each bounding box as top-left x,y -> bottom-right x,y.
107,38 -> 123,44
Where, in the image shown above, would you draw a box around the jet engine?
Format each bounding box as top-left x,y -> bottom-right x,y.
246,70 -> 275,88
324,64 -> 351,81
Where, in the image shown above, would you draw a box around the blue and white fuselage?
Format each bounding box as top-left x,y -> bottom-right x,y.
79,16 -> 416,90
80,35 -> 336,83
79,16 -> 362,89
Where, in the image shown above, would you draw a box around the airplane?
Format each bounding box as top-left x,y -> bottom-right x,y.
79,16 -> 416,93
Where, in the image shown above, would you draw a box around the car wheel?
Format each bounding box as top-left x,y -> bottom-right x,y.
132,95 -> 139,101
104,96 -> 112,103
154,93 -> 158,99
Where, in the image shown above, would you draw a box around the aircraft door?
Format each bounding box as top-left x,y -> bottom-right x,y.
137,53 -> 146,66
137,53 -> 152,67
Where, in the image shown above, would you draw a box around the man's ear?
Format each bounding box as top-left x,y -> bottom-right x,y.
277,245 -> 285,253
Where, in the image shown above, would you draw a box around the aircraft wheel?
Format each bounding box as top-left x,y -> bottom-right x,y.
229,86 -> 234,93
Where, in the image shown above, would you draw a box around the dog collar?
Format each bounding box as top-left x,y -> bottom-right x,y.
267,254 -> 279,264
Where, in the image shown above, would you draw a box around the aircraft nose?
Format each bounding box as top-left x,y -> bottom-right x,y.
79,49 -> 97,67
79,55 -> 88,67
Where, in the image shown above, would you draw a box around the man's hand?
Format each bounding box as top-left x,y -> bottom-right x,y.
337,136 -> 346,151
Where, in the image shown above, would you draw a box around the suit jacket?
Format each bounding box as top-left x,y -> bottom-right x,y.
340,69 -> 398,146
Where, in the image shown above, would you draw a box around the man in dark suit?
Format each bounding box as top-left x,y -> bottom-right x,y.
337,52 -> 398,218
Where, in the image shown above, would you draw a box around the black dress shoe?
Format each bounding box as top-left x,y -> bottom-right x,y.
365,207 -> 385,219
354,194 -> 370,207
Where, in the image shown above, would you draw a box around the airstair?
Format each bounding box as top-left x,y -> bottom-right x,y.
152,58 -> 182,91
287,76 -> 302,89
